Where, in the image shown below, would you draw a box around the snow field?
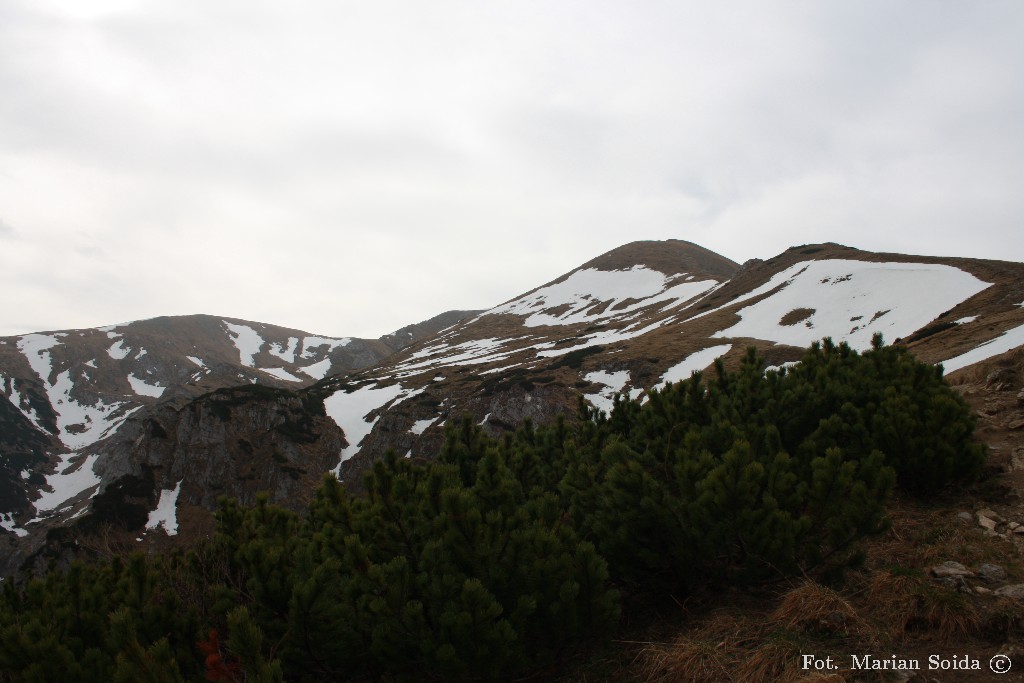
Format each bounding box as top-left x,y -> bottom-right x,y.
659,344 -> 733,388
1,373 -> 47,432
0,513 -> 28,538
940,322 -> 1024,374
128,373 -> 166,397
323,383 -> 423,472
269,337 -> 299,363
297,358 -> 332,380
300,336 -> 351,358
710,260 -> 990,351
488,266 -> 717,327
223,323 -> 349,377
224,322 -> 265,367
262,367 -> 303,382
409,417 -> 438,435
19,333 -> 138,449
32,452 -> 103,514
146,481 -> 182,535
535,319 -> 669,358
108,338 -> 130,360
395,338 -> 519,376
583,370 -> 631,416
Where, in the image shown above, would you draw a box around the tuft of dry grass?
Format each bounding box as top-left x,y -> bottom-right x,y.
638,609 -> 857,683
864,568 -> 924,637
641,638 -> 734,683
865,567 -> 980,641
733,634 -> 809,683
771,581 -> 867,637
919,584 -> 981,641
639,612 -> 763,683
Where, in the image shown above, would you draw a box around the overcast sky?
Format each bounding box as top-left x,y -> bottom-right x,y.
2,1 -> 1023,339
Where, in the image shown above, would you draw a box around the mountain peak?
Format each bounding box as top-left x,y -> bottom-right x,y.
577,239 -> 741,280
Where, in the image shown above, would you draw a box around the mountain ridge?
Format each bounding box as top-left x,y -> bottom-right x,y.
3,239 -> 1024,575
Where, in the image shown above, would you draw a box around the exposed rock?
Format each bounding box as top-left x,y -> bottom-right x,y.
931,561 -> 974,579
979,516 -> 998,531
92,388 -> 343,519
976,563 -> 1008,582
935,575 -> 971,592
986,368 -> 1017,392
958,511 -> 974,523
978,508 -> 1004,523
995,584 -> 1024,599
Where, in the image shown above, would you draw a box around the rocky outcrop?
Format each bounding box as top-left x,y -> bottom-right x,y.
92,385 -> 345,513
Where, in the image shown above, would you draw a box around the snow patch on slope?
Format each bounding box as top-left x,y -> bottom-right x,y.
33,452 -> 102,514
146,480 -> 182,535
0,513 -> 28,537
409,417 -> 437,435
395,338 -> 519,375
584,370 -> 631,416
224,322 -> 264,367
127,373 -> 165,397
50,371 -> 137,450
1,374 -> 48,433
18,334 -> 60,382
535,319 -> 669,357
262,367 -> 303,382
19,334 -> 137,449
324,383 -> 423,472
301,336 -> 351,359
940,322 -> 1024,374
108,338 -> 130,360
269,337 -> 299,363
298,358 -> 332,380
710,260 -> 990,351
659,344 -> 733,388
488,267 -> 717,327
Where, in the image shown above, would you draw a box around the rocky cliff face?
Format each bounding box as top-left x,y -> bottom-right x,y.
3,384 -> 345,576
0,310 -> 477,564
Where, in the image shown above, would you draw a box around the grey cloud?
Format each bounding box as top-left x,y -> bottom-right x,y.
2,1 -> 1023,338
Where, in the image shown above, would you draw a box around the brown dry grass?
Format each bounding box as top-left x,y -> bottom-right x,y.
779,308 -> 816,326
639,612 -> 761,683
771,580 -> 868,637
641,638 -> 734,683
863,565 -> 982,644
863,568 -> 927,637
639,603 -> 862,683
733,634 -> 811,683
920,585 -> 982,641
